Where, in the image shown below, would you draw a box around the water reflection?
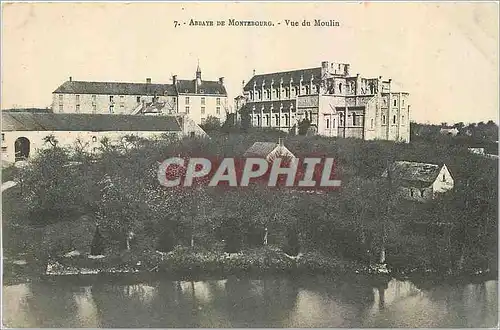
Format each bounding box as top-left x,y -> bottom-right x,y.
2,277 -> 497,328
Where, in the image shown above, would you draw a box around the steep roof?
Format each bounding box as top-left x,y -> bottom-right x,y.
382,161 -> 445,187
243,142 -> 295,159
175,80 -> 227,95
53,80 -> 177,96
2,112 -> 182,132
244,67 -> 322,91
243,142 -> 280,158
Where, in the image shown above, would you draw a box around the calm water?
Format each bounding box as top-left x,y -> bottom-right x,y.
2,276 -> 498,328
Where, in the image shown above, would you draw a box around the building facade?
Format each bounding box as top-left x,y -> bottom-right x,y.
1,112 -> 207,164
51,65 -> 229,125
239,61 -> 410,142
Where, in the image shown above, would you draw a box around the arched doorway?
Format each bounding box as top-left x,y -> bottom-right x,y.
15,137 -> 30,161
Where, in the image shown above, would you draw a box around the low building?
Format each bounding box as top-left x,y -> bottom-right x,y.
243,141 -> 295,162
1,112 -> 207,163
440,127 -> 459,136
240,61 -> 410,142
382,161 -> 454,202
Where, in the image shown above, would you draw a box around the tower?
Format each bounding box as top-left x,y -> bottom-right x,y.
196,60 -> 202,84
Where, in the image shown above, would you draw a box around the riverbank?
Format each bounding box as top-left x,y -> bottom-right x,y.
4,244 -> 495,287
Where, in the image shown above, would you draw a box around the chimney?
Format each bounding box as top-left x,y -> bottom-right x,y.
219,77 -> 224,85
172,75 -> 177,85
146,78 -> 151,84
242,80 -> 245,88
69,76 -> 73,82
253,69 -> 256,76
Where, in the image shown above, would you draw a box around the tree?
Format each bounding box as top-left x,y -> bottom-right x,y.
298,119 -> 311,136
200,116 -> 222,132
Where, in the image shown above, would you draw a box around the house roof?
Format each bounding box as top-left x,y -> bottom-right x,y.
244,67 -> 322,91
2,112 -> 182,132
53,80 -> 177,96
243,142 -> 280,158
2,108 -> 53,113
382,161 -> 444,187
243,142 -> 295,159
175,79 -> 227,95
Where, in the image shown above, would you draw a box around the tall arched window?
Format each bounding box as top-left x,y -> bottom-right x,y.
339,83 -> 343,94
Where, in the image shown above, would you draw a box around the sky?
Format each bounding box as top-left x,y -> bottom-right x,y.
1,2 -> 498,124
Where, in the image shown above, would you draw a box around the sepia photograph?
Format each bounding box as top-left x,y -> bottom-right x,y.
1,1 -> 499,328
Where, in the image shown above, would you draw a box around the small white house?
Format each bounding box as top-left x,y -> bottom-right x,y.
382,161 -> 454,202
440,127 -> 459,136
243,141 -> 296,162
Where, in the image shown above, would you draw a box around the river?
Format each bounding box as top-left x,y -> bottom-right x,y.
2,276 -> 498,328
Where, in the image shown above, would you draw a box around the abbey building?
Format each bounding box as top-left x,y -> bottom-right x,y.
239,61 -> 410,142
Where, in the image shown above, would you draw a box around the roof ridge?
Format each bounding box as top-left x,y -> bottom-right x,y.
252,66 -> 321,77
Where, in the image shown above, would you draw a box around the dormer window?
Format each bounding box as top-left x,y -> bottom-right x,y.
442,174 -> 446,182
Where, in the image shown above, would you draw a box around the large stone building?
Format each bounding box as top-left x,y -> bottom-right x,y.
51,64 -> 229,125
1,112 -> 206,164
239,61 -> 410,142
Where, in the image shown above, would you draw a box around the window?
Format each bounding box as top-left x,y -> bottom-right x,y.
1,133 -> 4,142
216,107 -> 220,115
137,96 -> 141,103
410,189 -> 414,197
393,115 -> 396,124
285,88 -> 290,98
339,83 -> 342,93
420,190 -> 425,198
185,106 -> 190,114
352,113 -> 356,126
401,115 -> 405,124
326,118 -> 330,129
59,94 -> 63,103
76,104 -> 80,113
2,146 -> 7,152
190,132 -> 195,138
185,97 -> 190,104
201,97 -> 206,105
382,115 -> 386,124
266,115 -> 270,126
76,95 -> 80,103
201,118 -> 206,124
92,104 -> 97,113
402,99 -> 405,106
92,95 -> 96,103
371,118 -> 374,129
201,107 -> 205,115
110,96 -> 114,102
109,105 -> 114,113
120,95 -> 124,100
393,99 -> 397,106
92,136 -> 97,142
59,104 -> 63,112
332,118 -> 336,127
442,174 -> 446,182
